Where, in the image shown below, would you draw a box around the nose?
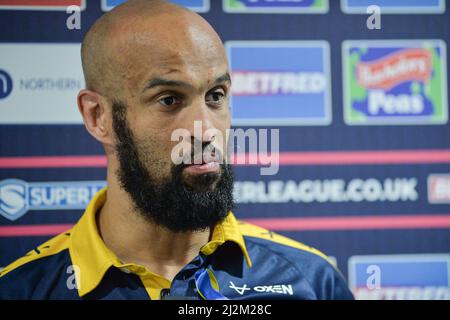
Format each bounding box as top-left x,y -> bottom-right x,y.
184,99 -> 218,144
181,99 -> 224,165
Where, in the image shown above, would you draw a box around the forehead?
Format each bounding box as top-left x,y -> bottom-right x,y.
109,16 -> 228,90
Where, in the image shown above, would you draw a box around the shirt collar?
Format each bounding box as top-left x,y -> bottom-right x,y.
200,213 -> 252,268
69,187 -> 252,298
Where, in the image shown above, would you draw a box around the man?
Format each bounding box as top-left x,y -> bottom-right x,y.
0,0 -> 353,300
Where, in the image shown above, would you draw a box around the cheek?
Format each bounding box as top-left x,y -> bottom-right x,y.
135,133 -> 175,176
217,103 -> 231,122
216,117 -> 231,150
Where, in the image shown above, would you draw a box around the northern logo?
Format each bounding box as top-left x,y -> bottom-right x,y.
0,179 -> 106,221
0,43 -> 84,124
343,40 -> 448,125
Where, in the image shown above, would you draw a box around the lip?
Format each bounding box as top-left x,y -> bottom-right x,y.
183,161 -> 220,174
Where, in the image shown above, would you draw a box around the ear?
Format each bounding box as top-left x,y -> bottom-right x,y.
77,89 -> 113,145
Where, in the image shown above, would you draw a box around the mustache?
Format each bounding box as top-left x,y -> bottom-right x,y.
179,141 -> 225,165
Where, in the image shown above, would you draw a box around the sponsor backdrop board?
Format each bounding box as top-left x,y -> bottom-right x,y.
0,0 -> 449,299
101,0 -> 210,12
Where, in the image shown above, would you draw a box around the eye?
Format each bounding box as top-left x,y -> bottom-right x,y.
158,95 -> 181,107
206,89 -> 226,105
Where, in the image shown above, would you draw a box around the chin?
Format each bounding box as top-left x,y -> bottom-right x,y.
182,171 -> 221,192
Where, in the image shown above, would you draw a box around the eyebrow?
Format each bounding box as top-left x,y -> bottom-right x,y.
142,72 -> 231,92
213,73 -> 232,86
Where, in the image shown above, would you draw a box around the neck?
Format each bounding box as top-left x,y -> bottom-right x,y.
98,171 -> 211,281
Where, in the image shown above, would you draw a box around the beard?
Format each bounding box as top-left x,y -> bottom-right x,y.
111,100 -> 235,233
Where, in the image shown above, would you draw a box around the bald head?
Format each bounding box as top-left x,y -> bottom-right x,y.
81,0 -> 226,98
78,0 -> 233,220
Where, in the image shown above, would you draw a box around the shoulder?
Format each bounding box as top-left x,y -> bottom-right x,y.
238,220 -> 333,265
0,231 -> 75,299
238,221 -> 354,300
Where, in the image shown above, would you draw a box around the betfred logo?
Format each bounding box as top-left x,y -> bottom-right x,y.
0,179 -> 105,221
348,254 -> 450,300
428,174 -> 450,204
226,41 -> 331,126
232,71 -> 326,96
0,0 -> 85,10
343,40 -> 448,125
101,0 -> 210,12
223,0 -> 328,13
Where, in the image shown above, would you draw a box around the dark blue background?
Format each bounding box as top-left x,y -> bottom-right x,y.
0,0 -> 449,281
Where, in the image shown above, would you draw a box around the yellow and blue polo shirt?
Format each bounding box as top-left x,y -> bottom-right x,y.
0,188 -> 353,300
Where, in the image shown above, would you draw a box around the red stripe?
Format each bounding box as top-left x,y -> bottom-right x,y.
1,150 -> 450,168
243,215 -> 450,231
0,1 -> 82,6
1,215 -> 449,237
0,156 -> 107,168
0,224 -> 73,237
233,150 -> 450,165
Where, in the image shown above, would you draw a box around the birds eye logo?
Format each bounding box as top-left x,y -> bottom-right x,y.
343,40 -> 448,125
